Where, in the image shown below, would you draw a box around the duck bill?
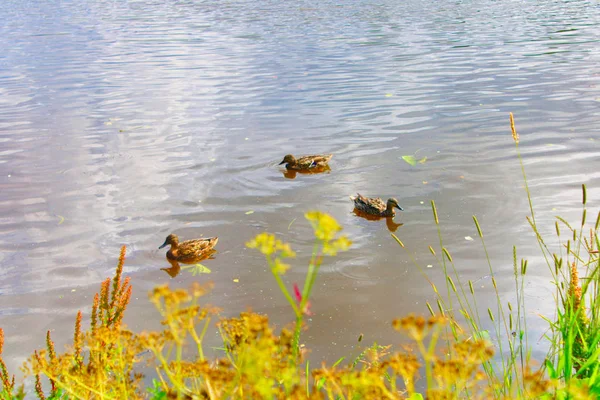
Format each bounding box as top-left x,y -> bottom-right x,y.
159,240 -> 168,249
395,204 -> 404,211
278,160 -> 285,165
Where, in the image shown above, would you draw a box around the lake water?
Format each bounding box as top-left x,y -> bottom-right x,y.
1,0 -> 600,379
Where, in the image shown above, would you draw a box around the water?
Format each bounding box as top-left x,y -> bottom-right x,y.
1,0 -> 600,377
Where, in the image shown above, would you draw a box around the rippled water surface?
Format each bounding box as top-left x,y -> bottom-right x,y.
1,0 -> 600,374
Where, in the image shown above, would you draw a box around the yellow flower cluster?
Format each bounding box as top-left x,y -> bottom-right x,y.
305,211 -> 351,255
246,232 -> 296,258
246,232 -> 296,275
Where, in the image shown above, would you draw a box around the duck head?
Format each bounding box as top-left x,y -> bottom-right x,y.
279,154 -> 296,165
159,234 -> 179,249
387,198 -> 404,211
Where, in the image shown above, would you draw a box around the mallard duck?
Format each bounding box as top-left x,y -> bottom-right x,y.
159,234 -> 218,263
351,193 -> 404,217
279,154 -> 332,170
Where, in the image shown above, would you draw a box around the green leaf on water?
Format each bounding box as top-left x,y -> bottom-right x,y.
182,263 -> 212,276
245,210 -> 254,215
402,155 -> 417,166
418,157 -> 427,164
288,218 -> 297,230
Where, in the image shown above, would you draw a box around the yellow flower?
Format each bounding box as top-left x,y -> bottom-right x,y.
305,211 -> 342,242
304,211 -> 352,255
323,236 -> 352,256
246,233 -> 296,258
272,259 -> 290,275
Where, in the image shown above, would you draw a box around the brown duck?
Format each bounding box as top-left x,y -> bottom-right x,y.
279,154 -> 333,170
159,234 -> 218,263
351,193 -> 404,217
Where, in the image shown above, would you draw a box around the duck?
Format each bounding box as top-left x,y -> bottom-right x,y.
279,154 -> 333,170
159,234 -> 218,263
351,193 -> 404,217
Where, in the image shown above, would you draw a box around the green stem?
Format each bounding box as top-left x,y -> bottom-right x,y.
268,255 -> 300,317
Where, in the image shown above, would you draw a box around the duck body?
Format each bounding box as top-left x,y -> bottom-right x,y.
279,154 -> 332,170
159,234 -> 218,263
351,193 -> 404,217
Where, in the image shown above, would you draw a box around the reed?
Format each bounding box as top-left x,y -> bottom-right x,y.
388,113 -> 600,398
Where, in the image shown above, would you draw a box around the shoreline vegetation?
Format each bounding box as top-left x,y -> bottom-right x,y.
2,114 -> 599,399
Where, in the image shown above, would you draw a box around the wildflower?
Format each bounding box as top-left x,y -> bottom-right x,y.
509,112 -> 519,144
453,339 -> 494,364
323,235 -> 352,256
305,211 -> 352,255
293,283 -> 312,316
305,211 -> 342,241
392,314 -> 446,341
246,232 -> 296,258
523,367 -> 552,397
384,353 -> 420,392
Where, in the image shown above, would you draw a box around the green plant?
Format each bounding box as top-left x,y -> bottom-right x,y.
246,211 -> 351,361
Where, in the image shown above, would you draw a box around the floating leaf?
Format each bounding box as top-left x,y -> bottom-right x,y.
465,236 -> 474,241
418,157 -> 427,164
402,155 -> 417,166
57,215 -> 65,225
385,93 -> 393,97
427,264 -> 433,268
233,278 -> 239,283
245,210 -> 255,215
288,218 -> 297,230
182,263 -> 212,276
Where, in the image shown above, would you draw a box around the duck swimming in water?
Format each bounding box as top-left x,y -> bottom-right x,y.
351,193 -> 404,217
159,234 -> 218,263
279,154 -> 333,170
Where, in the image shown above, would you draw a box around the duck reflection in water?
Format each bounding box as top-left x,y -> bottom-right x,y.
352,209 -> 404,232
282,164 -> 331,180
161,249 -> 217,278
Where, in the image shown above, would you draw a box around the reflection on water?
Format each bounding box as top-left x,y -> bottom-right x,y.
0,0 -> 599,376
161,249 -> 217,278
282,165 -> 331,180
352,209 -> 404,233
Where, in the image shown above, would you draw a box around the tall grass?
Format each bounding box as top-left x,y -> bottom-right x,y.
390,113 -> 600,398
0,113 -> 598,399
